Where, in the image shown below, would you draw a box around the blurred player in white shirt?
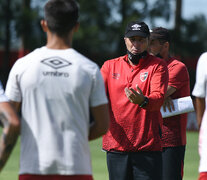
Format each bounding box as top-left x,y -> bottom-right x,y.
192,52 -> 207,180
5,0 -> 109,180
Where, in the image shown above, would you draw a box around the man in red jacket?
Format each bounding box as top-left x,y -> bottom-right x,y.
149,27 -> 190,180
101,21 -> 169,180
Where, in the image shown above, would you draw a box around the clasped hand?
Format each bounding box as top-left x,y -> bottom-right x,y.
163,96 -> 175,112
124,84 -> 145,104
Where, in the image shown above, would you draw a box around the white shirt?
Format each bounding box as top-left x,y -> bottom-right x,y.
0,82 -> 8,102
192,52 -> 207,172
6,47 -> 108,175
192,52 -> 207,98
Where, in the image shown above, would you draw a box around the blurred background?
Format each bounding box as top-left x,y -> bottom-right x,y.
0,0 -> 206,130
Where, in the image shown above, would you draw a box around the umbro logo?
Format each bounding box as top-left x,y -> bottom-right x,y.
41,57 -> 72,69
112,73 -> 120,79
131,24 -> 141,31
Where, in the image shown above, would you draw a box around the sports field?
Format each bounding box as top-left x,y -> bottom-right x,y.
0,131 -> 199,180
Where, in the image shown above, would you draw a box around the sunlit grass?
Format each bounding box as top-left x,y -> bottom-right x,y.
183,131 -> 199,180
0,131 -> 199,180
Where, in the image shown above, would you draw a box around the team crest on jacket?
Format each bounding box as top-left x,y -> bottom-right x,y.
140,72 -> 148,82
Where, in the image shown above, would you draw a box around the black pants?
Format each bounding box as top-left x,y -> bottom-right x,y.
107,151 -> 162,180
162,146 -> 186,180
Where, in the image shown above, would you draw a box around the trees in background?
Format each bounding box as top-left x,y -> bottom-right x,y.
15,0 -> 46,51
0,0 -> 44,85
74,0 -> 174,65
0,0 -> 13,85
0,0 -> 207,83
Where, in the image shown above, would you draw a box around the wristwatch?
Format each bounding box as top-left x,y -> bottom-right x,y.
139,96 -> 149,108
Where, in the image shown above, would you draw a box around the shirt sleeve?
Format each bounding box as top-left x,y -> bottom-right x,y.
5,61 -> 22,102
168,62 -> 189,90
0,81 -> 8,102
100,61 -> 109,94
89,64 -> 108,107
145,61 -> 169,111
192,53 -> 207,98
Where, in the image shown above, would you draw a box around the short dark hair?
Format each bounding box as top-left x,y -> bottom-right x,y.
150,27 -> 171,44
44,0 -> 79,37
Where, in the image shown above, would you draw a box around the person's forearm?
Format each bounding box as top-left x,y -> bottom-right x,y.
164,85 -> 177,98
89,122 -> 108,141
144,93 -> 165,111
0,103 -> 20,171
89,104 -> 109,141
146,64 -> 168,111
0,125 -> 19,171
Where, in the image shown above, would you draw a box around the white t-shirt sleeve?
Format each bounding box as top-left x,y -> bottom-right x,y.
192,52 -> 207,98
5,61 -> 22,102
89,66 -> 108,107
0,81 -> 8,102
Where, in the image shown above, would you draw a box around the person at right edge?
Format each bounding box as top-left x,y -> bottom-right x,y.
149,27 -> 190,180
192,52 -> 207,180
101,21 -> 169,180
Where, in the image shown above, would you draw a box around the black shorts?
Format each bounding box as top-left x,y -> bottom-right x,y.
162,146 -> 186,180
106,151 -> 162,180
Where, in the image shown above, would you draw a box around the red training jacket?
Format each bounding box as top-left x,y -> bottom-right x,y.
101,53 -> 169,152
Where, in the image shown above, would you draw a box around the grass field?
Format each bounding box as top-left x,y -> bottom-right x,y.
0,131 -> 199,180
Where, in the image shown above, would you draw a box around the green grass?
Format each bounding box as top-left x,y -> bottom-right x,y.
0,131 -> 199,180
0,137 -> 20,180
90,138 -> 109,180
183,131 -> 199,180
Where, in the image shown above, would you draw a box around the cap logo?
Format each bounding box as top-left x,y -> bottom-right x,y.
131,24 -> 141,31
